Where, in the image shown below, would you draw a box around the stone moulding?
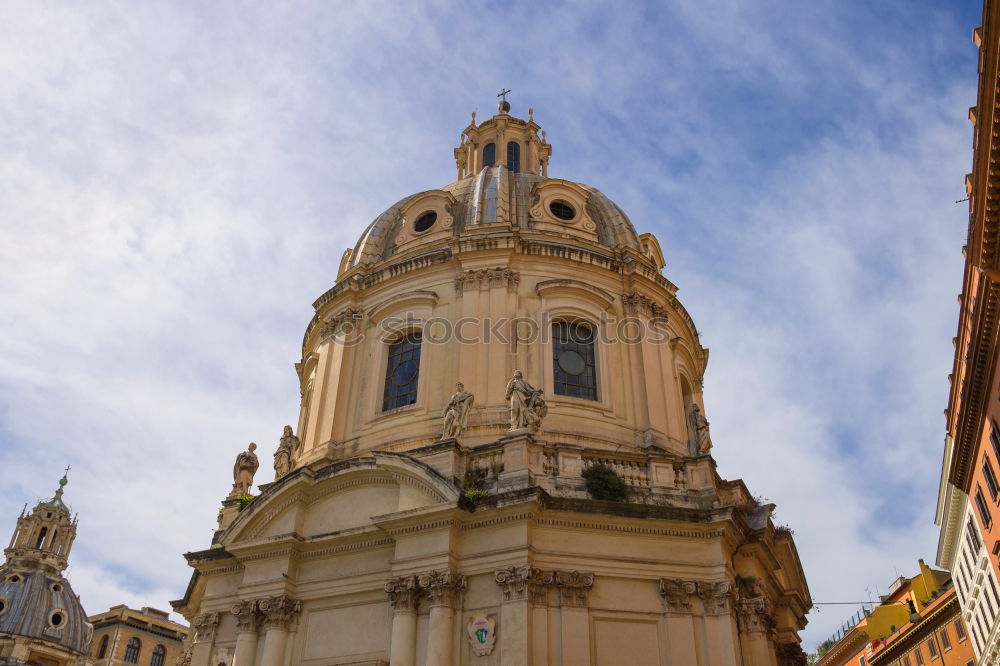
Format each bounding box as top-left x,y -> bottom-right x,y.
658,578 -> 734,615
454,267 -> 520,294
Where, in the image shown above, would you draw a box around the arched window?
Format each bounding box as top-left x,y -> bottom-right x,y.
124,638 -> 141,664
483,143 -> 496,168
97,635 -> 109,659
382,333 -> 422,411
552,322 -> 597,400
34,527 -> 47,549
150,645 -> 165,666
506,142 -> 520,173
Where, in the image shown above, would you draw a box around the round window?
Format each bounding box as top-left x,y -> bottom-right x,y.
51,583 -> 62,593
50,610 -> 65,627
6,575 -> 20,583
0,598 -> 7,614
549,201 -> 575,221
414,211 -> 437,233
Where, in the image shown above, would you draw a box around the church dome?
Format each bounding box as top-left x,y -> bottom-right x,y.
343,106 -> 643,272
0,567 -> 91,656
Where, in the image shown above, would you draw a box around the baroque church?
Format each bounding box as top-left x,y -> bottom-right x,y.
0,474 -> 92,666
171,100 -> 812,666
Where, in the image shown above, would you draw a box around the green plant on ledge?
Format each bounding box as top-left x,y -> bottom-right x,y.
462,466 -> 489,500
582,463 -> 628,502
235,493 -> 256,510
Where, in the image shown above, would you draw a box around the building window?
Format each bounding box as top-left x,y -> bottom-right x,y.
506,141 -> 520,173
902,654 -> 911,666
859,656 -> 866,666
150,645 -> 165,666
992,420 -> 1000,460
97,635 -> 109,659
927,637 -> 939,659
382,333 -> 422,411
940,627 -> 952,650
955,618 -> 967,641
967,517 -> 982,552
976,486 -> 993,529
34,527 -> 47,549
124,638 -> 141,664
913,647 -> 925,665
552,322 -> 598,400
483,143 -> 496,168
985,456 -> 1000,500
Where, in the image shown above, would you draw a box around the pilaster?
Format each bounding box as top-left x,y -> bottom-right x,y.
418,569 -> 466,666
258,595 -> 300,666
189,612 -> 219,666
385,575 -> 420,666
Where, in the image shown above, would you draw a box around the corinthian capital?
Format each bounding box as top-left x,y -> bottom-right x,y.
554,570 -> 594,607
258,595 -> 301,630
384,575 -> 420,612
494,565 -> 555,605
699,581 -> 733,615
658,578 -> 698,613
736,596 -> 775,635
418,569 -> 466,608
230,599 -> 260,633
191,612 -> 219,643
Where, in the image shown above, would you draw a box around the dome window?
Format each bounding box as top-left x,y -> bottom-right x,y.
6,574 -> 21,583
506,142 -> 520,173
49,610 -> 65,627
0,597 -> 7,614
483,143 -> 496,168
549,201 -> 576,221
382,333 -> 422,411
552,322 -> 597,401
51,583 -> 62,592
413,211 -> 437,233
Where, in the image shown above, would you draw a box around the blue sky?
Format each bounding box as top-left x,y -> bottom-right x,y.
0,0 -> 982,650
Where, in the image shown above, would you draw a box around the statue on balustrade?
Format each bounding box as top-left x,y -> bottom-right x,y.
506,370 -> 547,432
686,403 -> 712,456
231,443 -> 259,496
442,382 -> 475,440
273,425 -> 301,479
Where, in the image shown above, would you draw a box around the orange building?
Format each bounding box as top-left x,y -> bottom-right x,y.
936,0 -> 1000,660
815,564 -> 974,666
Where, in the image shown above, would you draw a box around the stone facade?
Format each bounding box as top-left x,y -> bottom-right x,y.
172,101 -> 811,665
89,606 -> 187,666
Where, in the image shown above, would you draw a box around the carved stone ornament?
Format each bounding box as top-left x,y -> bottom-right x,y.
320,307 -> 365,342
698,580 -> 732,615
506,371 -> 547,432
776,643 -> 808,666
454,267 -> 520,294
191,612 -> 220,643
441,382 -> 475,440
495,565 -> 555,605
175,645 -> 192,666
466,613 -> 497,657
230,599 -> 260,633
384,575 -> 420,612
621,291 -> 669,320
258,595 -> 301,630
658,578 -> 698,613
736,597 -> 775,636
418,569 -> 467,608
554,570 -> 594,607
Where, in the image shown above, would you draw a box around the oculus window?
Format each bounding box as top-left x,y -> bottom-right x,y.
552,322 -> 597,400
550,200 -> 575,220
382,333 -> 422,410
483,143 -> 496,168
414,211 -> 437,233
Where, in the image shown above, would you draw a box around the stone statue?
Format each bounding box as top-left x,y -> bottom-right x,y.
505,371 -> 547,432
273,425 -> 300,479
686,404 -> 712,455
442,382 -> 475,440
232,443 -> 259,496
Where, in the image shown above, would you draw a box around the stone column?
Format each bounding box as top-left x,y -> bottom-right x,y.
659,579 -> 702,666
258,595 -> 300,666
555,571 -> 594,666
418,569 -> 466,666
385,575 -> 420,666
698,582 -> 739,666
189,612 -> 219,666
737,597 -> 778,666
231,600 -> 261,666
495,566 -> 555,665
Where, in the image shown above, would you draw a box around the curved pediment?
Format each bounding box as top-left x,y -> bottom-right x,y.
222,453 -> 460,544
